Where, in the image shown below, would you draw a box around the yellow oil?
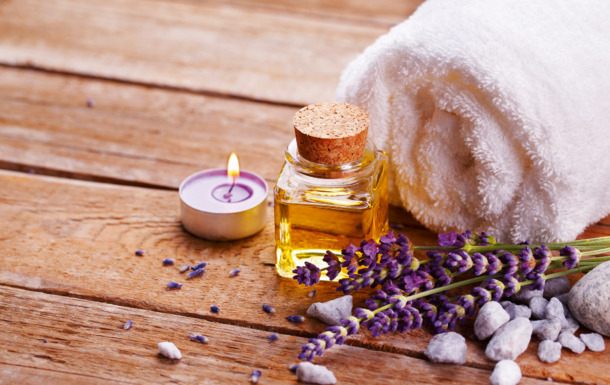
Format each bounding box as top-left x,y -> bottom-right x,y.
274,167 -> 388,279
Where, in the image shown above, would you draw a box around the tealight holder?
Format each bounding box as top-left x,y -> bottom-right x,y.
179,154 -> 268,241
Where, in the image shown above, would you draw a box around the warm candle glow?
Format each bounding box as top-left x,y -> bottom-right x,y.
227,152 -> 240,180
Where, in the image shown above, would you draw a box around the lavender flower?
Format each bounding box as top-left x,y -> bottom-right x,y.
123,320 -> 133,330
262,304 -> 276,313
560,245 -> 581,269
471,253 -> 488,275
250,370 -> 261,384
437,231 -> 458,247
189,334 -> 209,344
86,98 -> 95,107
289,364 -> 298,372
498,251 -> 519,275
162,258 -> 175,266
478,231 -> 496,246
179,264 -> 190,273
166,281 -> 182,290
186,267 -> 205,279
445,250 -> 473,273
323,251 -> 341,281
533,243 -> 552,274
518,246 -> 535,275
229,268 -> 240,277
135,249 -> 145,256
210,305 -> 220,313
192,262 -> 208,270
286,315 -> 304,323
298,316 -> 359,361
292,262 -> 321,287
268,333 -> 279,341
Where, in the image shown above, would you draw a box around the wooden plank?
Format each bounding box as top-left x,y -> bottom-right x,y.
0,364 -> 122,385
0,286 -> 555,385
0,67 -> 294,187
0,0 -> 390,105
0,171 -> 608,383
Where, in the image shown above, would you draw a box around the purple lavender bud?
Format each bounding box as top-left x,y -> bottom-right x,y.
262,304 -> 276,313
502,274 -> 521,297
528,272 -> 546,291
286,315 -> 304,323
518,246 -> 535,275
380,231 -> 398,244
499,251 -> 519,275
43,339 -> 48,343
559,245 -> 581,270
292,262 -> 321,287
268,333 -> 279,341
189,334 -> 209,344
360,240 -> 378,266
457,294 -> 476,317
192,262 -> 208,270
483,279 -> 505,301
323,250 -> 341,281
135,249 -> 145,256
186,267 -> 205,279
166,281 -> 182,290
86,98 -> 95,107
472,252 -> 488,275
250,370 -> 261,384
210,305 -> 220,313
289,364 -> 298,372
445,249 -> 473,273
178,264 -> 190,273
123,320 -> 133,330
533,243 -> 552,274
162,258 -> 175,266
486,252 -> 502,275
229,268 -> 240,277
437,231 -> 458,247
308,289 -> 316,298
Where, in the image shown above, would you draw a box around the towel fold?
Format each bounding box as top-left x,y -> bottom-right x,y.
336,0 -> 610,243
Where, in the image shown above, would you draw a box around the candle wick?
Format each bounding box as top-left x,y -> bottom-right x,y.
223,178 -> 236,200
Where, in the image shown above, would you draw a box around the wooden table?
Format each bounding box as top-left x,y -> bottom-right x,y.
0,1 -> 608,384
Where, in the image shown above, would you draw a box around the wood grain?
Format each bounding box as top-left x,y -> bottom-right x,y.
0,170 -> 608,384
0,0 -> 391,105
0,286 -> 555,385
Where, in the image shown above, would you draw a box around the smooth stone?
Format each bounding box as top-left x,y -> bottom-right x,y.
568,261 -> 610,336
538,340 -> 562,363
485,318 -> 532,361
543,277 -> 571,299
533,318 -> 562,341
580,333 -> 606,352
157,341 -> 181,359
505,303 -> 531,321
489,360 -> 521,385
306,295 -> 353,325
512,287 -> 543,305
558,332 -> 585,354
475,301 -> 510,340
424,332 -> 467,365
529,297 -> 548,320
296,362 -> 337,385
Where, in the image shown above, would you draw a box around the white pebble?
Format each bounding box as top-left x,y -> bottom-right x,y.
538,340 -> 562,363
296,362 -> 336,384
512,288 -> 543,305
158,341 -> 181,359
474,301 -> 510,340
534,318 -> 562,341
580,333 -> 606,352
529,297 -> 548,320
561,315 -> 580,334
306,295 -> 353,326
557,332 -> 585,354
504,303 -> 531,321
424,332 -> 467,365
486,318 -> 532,361
546,298 -> 568,328
543,277 -> 571,299
489,360 -> 521,385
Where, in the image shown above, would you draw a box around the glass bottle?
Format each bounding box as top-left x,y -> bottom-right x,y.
274,103 -> 389,279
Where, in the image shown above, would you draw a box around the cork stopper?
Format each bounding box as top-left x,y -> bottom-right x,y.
293,102 -> 369,165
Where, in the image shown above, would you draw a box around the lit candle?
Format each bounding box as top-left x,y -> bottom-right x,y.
179,153 -> 268,241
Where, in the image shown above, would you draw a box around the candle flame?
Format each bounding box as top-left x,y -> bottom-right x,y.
227,152 -> 240,180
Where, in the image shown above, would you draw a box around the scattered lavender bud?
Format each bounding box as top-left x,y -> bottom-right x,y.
229,268 -> 240,277
43,339 -> 48,343
289,364 -> 298,373
490,360 -> 521,385
189,334 -> 209,344
308,289 -> 316,298
558,332 -> 585,354
424,332 -> 467,365
186,267 -> 205,279
250,370 -> 261,384
296,362 -> 336,385
307,295 -> 353,326
192,262 -> 208,270
262,304 -> 276,313
538,340 -> 562,363
179,264 -> 190,273
135,249 -> 145,256
268,333 -> 279,341
158,342 -> 181,359
286,315 -> 304,323
166,281 -> 182,290
162,258 -> 175,266
123,320 -> 133,330
86,98 -> 95,108
210,305 -> 220,313
580,333 -> 605,352
475,301 -> 510,340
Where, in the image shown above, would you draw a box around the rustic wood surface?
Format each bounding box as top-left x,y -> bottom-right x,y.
0,0 -> 608,384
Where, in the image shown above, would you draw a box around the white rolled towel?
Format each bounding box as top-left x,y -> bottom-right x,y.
336,0 -> 610,243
